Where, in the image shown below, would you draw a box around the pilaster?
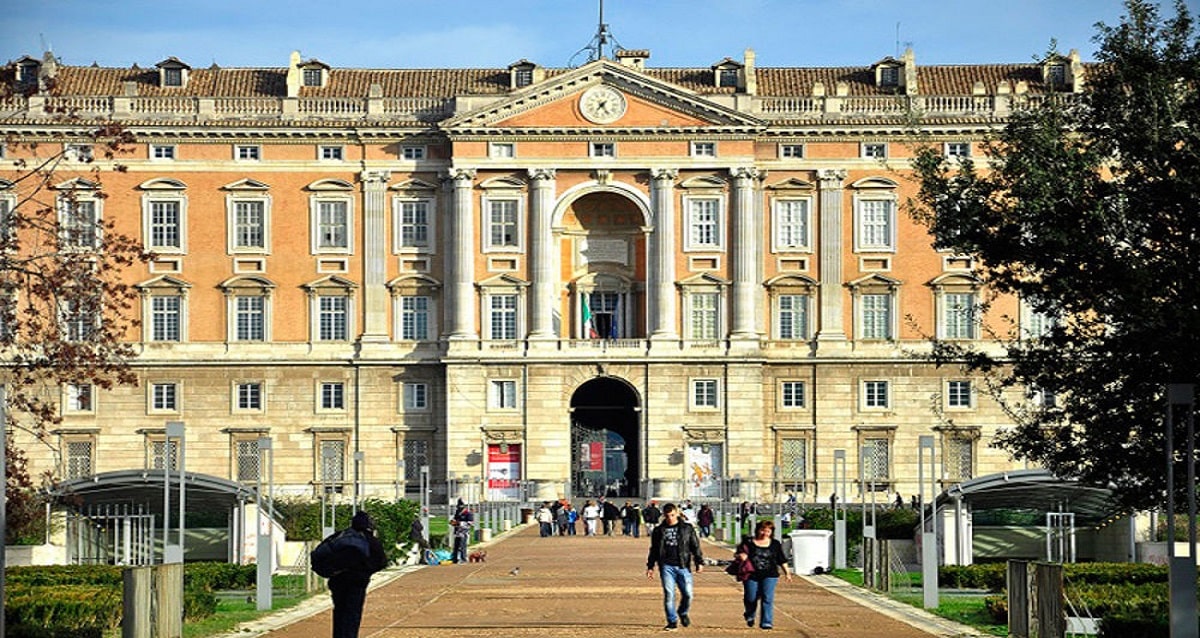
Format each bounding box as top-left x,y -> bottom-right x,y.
649,168 -> 679,341
444,168 -> 478,340
730,166 -> 761,342
816,168 -> 849,347
360,170 -> 391,342
527,168 -> 558,340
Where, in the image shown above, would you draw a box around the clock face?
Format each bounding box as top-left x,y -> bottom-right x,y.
580,86 -> 627,124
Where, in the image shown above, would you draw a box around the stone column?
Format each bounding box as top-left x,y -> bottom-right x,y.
649,168 -> 679,340
360,170 -> 390,341
444,168 -> 478,340
527,168 -> 558,340
730,167 -> 760,340
816,169 -> 848,343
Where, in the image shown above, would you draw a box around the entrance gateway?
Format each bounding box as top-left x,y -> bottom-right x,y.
570,377 -> 640,497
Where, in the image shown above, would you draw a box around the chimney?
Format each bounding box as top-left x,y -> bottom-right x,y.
902,47 -> 917,95
743,48 -> 757,96
286,50 -> 302,98
614,49 -> 649,70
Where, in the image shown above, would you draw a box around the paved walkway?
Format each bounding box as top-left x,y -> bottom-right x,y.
238,525 -> 987,638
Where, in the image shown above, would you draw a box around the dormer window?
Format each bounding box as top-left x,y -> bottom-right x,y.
1047,63 -> 1066,87
507,60 -> 541,90
879,66 -> 899,87
155,57 -> 190,89
718,68 -> 738,88
711,58 -> 743,90
303,67 -> 323,87
17,59 -> 40,86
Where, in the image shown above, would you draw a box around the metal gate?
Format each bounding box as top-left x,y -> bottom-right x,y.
571,421 -> 610,498
67,503 -> 157,565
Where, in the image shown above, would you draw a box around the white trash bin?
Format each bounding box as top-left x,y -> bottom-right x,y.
789,530 -> 833,574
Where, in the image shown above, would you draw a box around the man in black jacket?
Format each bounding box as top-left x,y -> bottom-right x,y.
645,503 -> 704,631
329,511 -> 388,638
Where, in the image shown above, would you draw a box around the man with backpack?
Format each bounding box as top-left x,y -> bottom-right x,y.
321,511 -> 387,638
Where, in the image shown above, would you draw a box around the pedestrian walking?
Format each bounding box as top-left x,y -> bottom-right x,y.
697,503 -> 714,538
582,499 -> 600,536
328,511 -> 387,638
537,502 -> 554,537
642,500 -> 661,536
602,498 -> 620,536
566,503 -> 579,535
735,519 -> 792,630
645,503 -> 703,631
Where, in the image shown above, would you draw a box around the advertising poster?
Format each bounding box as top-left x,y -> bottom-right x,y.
687,443 -> 723,499
487,444 -> 522,501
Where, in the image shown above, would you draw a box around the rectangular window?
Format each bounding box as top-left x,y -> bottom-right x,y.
318,145 -> 343,160
320,382 -> 345,410
692,379 -> 719,408
65,440 -> 94,479
235,145 -> 260,161
149,439 -> 179,471
403,439 -> 429,482
235,296 -> 265,341
774,199 -> 810,250
691,141 -> 716,157
236,439 -> 260,482
398,200 -> 430,248
861,142 -> 888,159
302,67 -> 323,87
60,199 -> 98,249
947,380 -> 972,408
316,200 -> 348,250
236,382 -> 263,411
61,298 -> 98,342
514,68 -> 534,86
233,200 -> 266,249
860,293 -> 893,340
689,292 -> 719,340
857,199 -> 895,250
687,198 -> 721,248
162,68 -> 183,87
590,142 -> 615,158
781,381 -> 806,408
489,143 -> 515,158
490,380 -> 517,409
945,142 -> 971,158
488,294 -> 518,340
318,439 -> 346,484
719,68 -> 739,87
945,436 -> 974,481
778,294 -> 808,340
1048,64 -> 1066,86
863,438 -> 890,481
403,383 -> 429,410
863,380 -> 889,409
148,200 -> 181,250
400,146 -> 426,160
317,296 -> 348,341
66,383 -> 94,412
150,296 -> 181,342
779,144 -> 805,159
942,292 -> 978,339
150,144 -> 176,160
399,295 -> 430,340
487,199 -> 519,249
879,66 -> 900,86
151,382 -> 178,411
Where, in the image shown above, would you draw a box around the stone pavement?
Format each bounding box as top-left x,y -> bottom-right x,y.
238,524 -> 987,638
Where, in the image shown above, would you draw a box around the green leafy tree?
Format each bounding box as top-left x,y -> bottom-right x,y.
908,0 -> 1199,510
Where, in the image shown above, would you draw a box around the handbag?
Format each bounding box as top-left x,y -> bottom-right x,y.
724,544 -> 756,582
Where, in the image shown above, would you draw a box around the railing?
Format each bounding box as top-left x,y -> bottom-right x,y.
298,97 -> 367,116
213,97 -> 281,116
130,96 -> 198,115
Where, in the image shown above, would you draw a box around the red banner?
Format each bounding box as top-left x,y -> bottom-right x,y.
487,444 -> 521,495
588,441 -> 604,471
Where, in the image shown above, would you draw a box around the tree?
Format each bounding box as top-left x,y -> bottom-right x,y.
1,63 -> 149,534
908,0 -> 1199,510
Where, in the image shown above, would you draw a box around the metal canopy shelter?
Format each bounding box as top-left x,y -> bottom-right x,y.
47,469 -> 279,521
938,469 -> 1118,527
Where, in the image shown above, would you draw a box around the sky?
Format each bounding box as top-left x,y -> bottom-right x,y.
2,0 -> 1152,70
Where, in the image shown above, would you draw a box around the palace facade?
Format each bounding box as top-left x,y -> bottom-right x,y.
0,45 -> 1085,513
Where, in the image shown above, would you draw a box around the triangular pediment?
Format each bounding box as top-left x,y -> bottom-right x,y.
441,59 -> 764,134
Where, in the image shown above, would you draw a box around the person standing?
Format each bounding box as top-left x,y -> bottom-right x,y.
602,498 -> 620,536
696,503 -> 714,538
736,520 -> 792,630
582,499 -> 601,536
537,502 -> 554,537
645,503 -> 703,631
642,500 -> 662,536
452,507 -> 474,563
329,511 -> 387,638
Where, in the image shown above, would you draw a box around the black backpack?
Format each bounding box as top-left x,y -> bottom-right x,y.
310,528 -> 370,578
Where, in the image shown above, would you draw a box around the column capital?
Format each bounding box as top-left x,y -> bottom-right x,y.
527,167 -> 557,182
650,167 -> 679,182
730,166 -> 761,182
360,170 -> 391,185
817,168 -> 848,188
443,167 -> 478,183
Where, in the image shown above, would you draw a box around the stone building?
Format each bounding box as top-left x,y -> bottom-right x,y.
0,45 -> 1086,531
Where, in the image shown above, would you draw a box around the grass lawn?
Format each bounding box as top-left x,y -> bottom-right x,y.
832,569 -> 1007,637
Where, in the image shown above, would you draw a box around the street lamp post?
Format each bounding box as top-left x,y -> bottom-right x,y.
353,450 -> 364,510
919,435 -> 939,609
833,449 -> 847,569
255,436 -> 273,611
419,465 -> 431,545
395,459 -> 406,502
164,421 -> 186,564
321,446 -> 338,538
1167,384 -> 1198,638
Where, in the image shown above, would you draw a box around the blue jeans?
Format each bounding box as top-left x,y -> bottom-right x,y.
659,565 -> 694,624
743,577 -> 779,628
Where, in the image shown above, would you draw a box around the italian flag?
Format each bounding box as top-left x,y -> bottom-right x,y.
582,295 -> 599,338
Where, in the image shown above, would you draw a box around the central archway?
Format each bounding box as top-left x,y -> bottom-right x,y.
570,377 -> 640,498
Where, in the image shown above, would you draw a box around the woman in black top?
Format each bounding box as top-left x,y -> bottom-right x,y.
735,519 -> 791,630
